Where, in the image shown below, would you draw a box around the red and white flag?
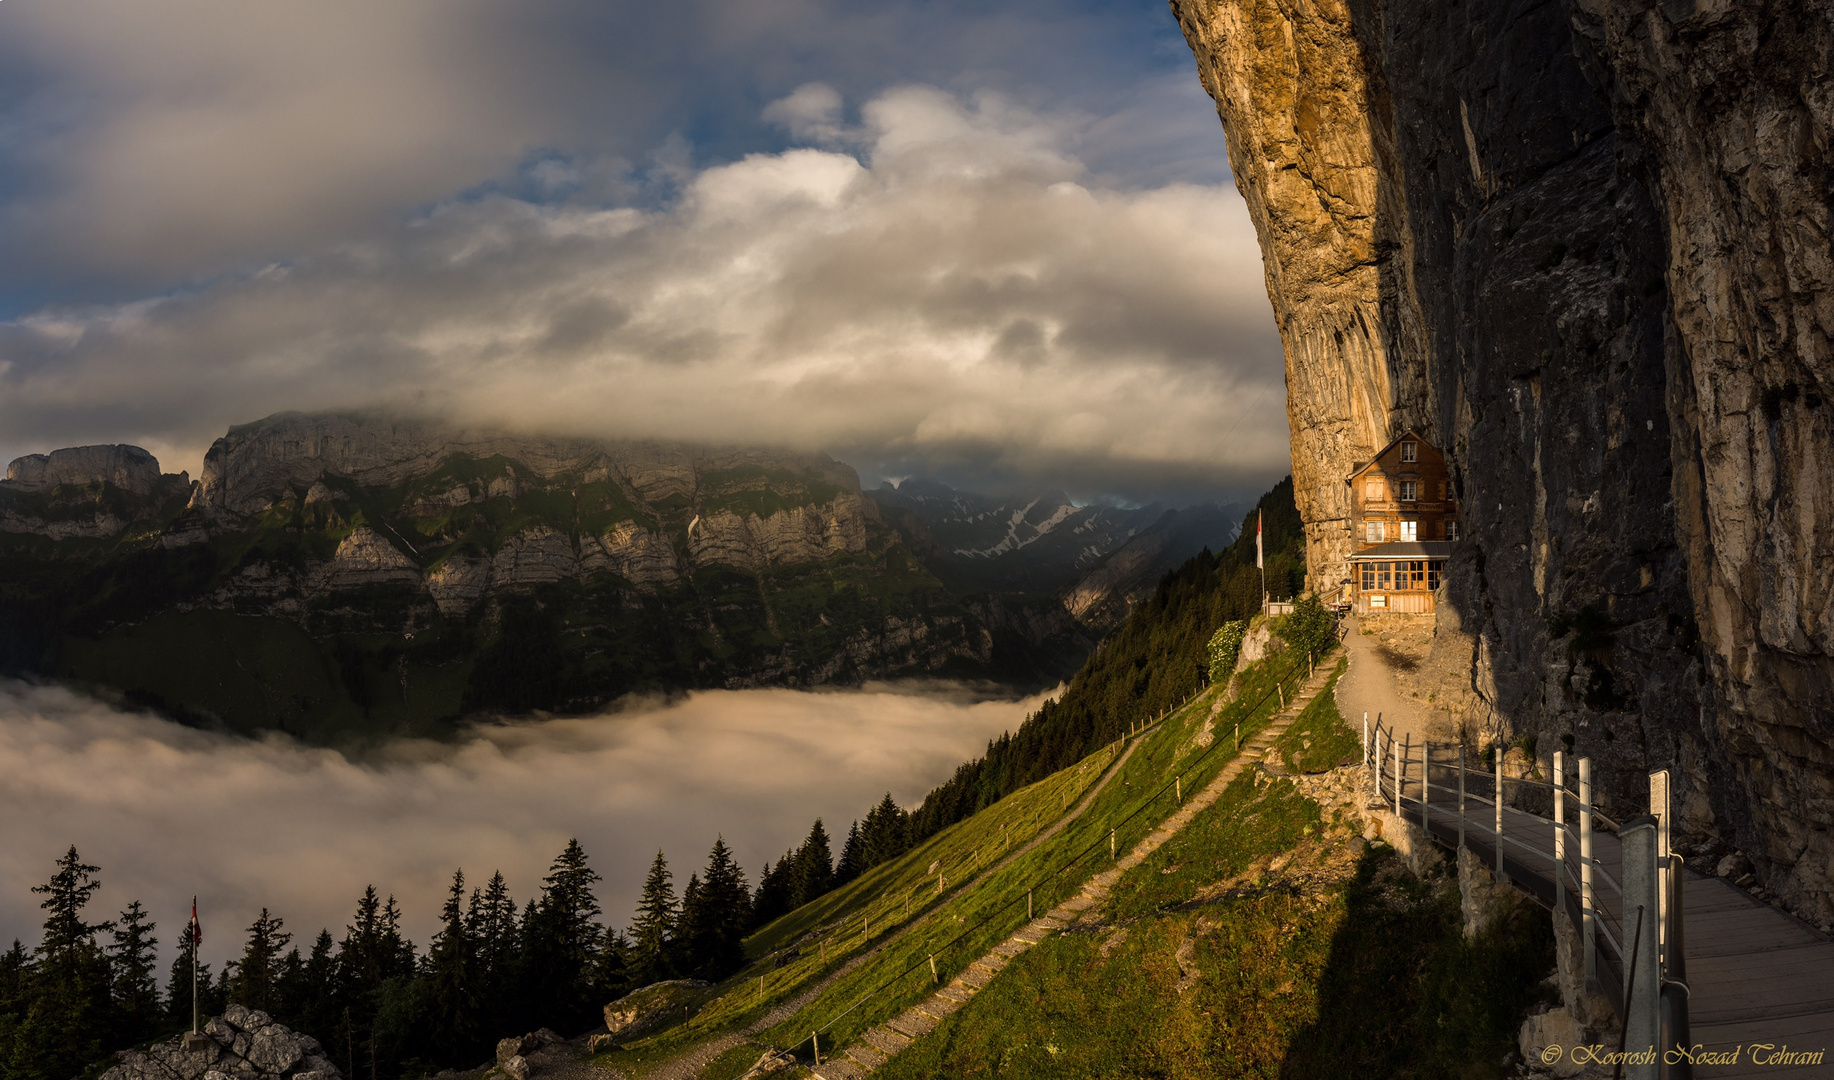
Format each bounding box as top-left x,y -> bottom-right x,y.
189,898 -> 201,948
1255,510 -> 1263,570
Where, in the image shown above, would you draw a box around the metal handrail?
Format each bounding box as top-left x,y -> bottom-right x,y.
1361,715 -> 1689,1068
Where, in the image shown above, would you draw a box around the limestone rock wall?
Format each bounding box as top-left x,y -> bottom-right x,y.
4,444 -> 164,494
1172,0 -> 1834,920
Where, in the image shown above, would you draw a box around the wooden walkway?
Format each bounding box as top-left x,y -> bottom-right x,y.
1402,788 -> 1834,1076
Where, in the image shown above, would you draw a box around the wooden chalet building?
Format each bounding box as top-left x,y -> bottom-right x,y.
1346,431 -> 1459,614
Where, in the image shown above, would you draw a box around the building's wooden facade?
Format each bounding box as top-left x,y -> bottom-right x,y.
1345,432 -> 1460,614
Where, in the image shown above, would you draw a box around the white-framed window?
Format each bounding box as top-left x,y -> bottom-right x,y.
1445,520 -> 1458,540
1365,520 -> 1386,543
1365,477 -> 1384,500
1370,594 -> 1387,608
1399,480 -> 1417,501
1400,520 -> 1417,541
1401,442 -> 1418,463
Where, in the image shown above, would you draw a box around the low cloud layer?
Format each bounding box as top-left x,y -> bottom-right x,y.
0,678 -> 1043,968
0,85 -> 1283,502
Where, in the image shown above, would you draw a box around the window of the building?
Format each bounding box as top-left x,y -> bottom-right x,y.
1365,477 -> 1384,500
1428,560 -> 1443,591
1370,594 -> 1387,608
1400,520 -> 1417,541
1407,561 -> 1427,589
1361,564 -> 1376,591
1446,520 -> 1458,540
1399,480 -> 1417,501
1377,562 -> 1393,590
1365,520 -> 1386,543
1401,442 -> 1417,463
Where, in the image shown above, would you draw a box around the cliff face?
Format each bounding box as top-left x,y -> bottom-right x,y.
1173,0 -> 1834,920
0,414 -> 996,740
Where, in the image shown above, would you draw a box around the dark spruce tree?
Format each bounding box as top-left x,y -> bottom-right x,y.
108,900 -> 163,1045
524,840 -> 605,1033
750,852 -> 795,928
467,871 -> 519,1038
834,822 -> 864,887
228,908 -> 291,1015
16,846 -> 116,1080
628,851 -> 677,988
790,820 -> 833,908
696,838 -> 750,979
674,874 -> 703,975
423,871 -> 480,1060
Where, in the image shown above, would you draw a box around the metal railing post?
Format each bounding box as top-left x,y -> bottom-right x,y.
1495,743 -> 1507,880
1373,725 -> 1384,797
1420,742 -> 1430,831
1458,744 -> 1467,851
1621,816 -> 1662,1080
1394,733 -> 1404,816
1554,751 -> 1566,917
1579,757 -> 1596,988
1662,852 -> 1693,1080
1650,769 -> 1671,968
1363,712 -> 1369,764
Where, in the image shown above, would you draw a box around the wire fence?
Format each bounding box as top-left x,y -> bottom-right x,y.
761,625 -> 1348,1063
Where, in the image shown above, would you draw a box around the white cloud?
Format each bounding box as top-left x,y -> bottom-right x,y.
0,678 -> 1043,967
0,86 -> 1285,499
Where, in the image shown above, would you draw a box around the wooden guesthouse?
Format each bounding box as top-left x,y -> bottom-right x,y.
1346,431 -> 1459,614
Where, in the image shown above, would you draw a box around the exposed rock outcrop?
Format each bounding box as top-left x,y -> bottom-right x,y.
4,444 -> 164,494
1172,0 -> 1834,921
100,1006 -> 340,1080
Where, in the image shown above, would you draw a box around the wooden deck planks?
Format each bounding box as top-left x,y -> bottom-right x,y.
1396,784 -> 1834,1071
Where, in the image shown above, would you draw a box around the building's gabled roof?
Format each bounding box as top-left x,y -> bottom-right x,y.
1344,429 -> 1433,483
1349,540 -> 1454,559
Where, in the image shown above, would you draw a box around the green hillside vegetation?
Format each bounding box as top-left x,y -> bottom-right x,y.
905,476 -> 1307,841
592,636 -> 1328,1078
1,456 -> 988,742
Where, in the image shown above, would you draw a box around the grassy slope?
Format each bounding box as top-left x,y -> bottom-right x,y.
593,647 -> 1320,1078
906,478 -> 1308,840
873,673 -> 1556,1080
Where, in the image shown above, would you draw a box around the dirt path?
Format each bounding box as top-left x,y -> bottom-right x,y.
810,654 -> 1343,1079
1334,614 -> 1433,749
626,711 -> 1163,1080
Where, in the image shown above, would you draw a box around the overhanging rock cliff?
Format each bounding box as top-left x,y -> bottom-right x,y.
1171,0 -> 1834,921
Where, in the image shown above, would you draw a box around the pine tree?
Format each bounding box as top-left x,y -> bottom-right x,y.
424,871 -> 479,1060
697,838 -> 750,979
790,820 -> 833,907
834,822 -> 863,887
674,873 -> 707,977
229,908 -> 291,1014
27,847 -> 113,1076
628,850 -> 677,988
164,950 -> 212,1031
588,928 -> 631,1007
861,793 -> 909,870
107,901 -> 161,1043
523,840 -> 604,1031
751,852 -> 795,927
291,931 -> 339,1044
467,872 -> 518,1037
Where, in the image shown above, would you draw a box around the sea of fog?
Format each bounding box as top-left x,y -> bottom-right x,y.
0,678 -> 1046,968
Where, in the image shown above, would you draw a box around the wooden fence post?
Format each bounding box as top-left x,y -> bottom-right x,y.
1110,828 -> 1116,859
1028,889 -> 1033,920
812,1032 -> 820,1067
929,955 -> 938,984
1176,777 -> 1181,803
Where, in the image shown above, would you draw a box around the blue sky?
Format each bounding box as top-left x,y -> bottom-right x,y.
0,0 -> 1287,504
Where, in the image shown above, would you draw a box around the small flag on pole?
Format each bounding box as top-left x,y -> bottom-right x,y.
1255,510 -> 1263,570
189,898 -> 201,947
